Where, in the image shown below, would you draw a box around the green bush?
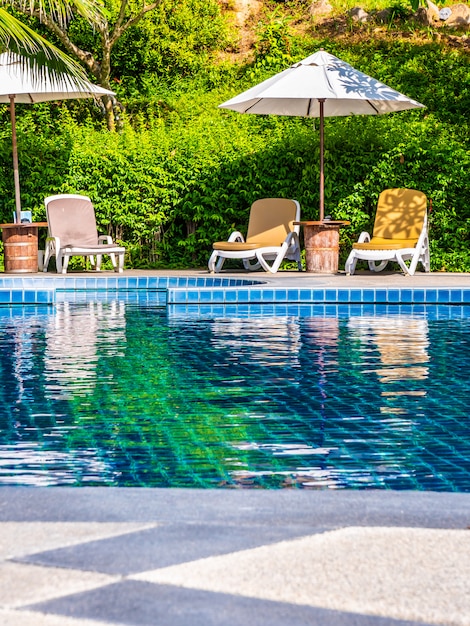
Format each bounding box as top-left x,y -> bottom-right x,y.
0,8 -> 468,272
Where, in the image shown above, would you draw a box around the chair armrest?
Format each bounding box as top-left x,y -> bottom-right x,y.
45,235 -> 60,249
285,231 -> 299,246
227,231 -> 245,243
98,235 -> 113,245
357,231 -> 371,243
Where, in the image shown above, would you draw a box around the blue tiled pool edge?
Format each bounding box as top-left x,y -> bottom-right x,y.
1,275 -> 470,305
167,286 -> 470,305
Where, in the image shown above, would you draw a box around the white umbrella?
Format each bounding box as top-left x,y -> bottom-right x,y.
0,52 -> 114,224
219,49 -> 425,222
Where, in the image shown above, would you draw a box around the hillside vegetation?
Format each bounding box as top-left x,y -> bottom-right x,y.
0,0 -> 469,271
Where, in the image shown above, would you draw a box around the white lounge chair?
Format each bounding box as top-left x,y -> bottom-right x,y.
208,198 -> 302,274
345,188 -> 430,276
43,194 -> 125,274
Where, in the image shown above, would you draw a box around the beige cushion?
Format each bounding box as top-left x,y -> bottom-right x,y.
246,198 -> 298,246
213,241 -> 264,251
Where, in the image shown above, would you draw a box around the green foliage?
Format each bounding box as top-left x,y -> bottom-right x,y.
0,3 -> 469,272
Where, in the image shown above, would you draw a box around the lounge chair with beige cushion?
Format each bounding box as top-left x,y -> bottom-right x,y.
43,194 -> 125,274
208,198 -> 302,274
345,188 -> 430,276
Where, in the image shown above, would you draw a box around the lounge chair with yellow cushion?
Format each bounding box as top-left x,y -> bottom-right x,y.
208,198 -> 302,274
345,188 -> 430,276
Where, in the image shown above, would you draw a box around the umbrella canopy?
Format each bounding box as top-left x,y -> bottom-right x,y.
219,49 -> 425,221
0,52 -> 114,223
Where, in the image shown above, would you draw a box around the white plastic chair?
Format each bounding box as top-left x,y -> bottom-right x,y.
43,194 -> 125,274
345,188 -> 430,276
208,198 -> 302,274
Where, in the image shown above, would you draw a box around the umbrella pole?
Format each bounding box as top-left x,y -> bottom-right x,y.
9,95 -> 22,224
319,98 -> 325,222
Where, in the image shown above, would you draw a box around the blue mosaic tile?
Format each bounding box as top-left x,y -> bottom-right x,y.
211,290 -> 225,303
236,290 -> 250,302
375,290 -> 387,302
387,290 -> 400,303
247,290 -> 262,301
463,290 -> 470,303
425,289 -> 438,303
325,290 -> 337,302
325,304 -> 338,316
349,290 -> 363,302
412,290 -> 425,303
400,290 -> 413,303
287,289 -> 300,302
273,290 -> 287,302
437,290 -> 450,303
224,290 -> 238,303
199,290 -> 212,303
312,290 -> 325,302
12,290 -> 23,303
147,277 -> 159,289
299,289 -> 312,301
337,289 -> 350,303
260,290 -> 275,302
0,290 -> 11,303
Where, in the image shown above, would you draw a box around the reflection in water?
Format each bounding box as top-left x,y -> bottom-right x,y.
44,301 -> 126,397
210,317 -> 301,367
0,443 -> 114,486
0,303 -> 468,491
0,302 -> 127,485
348,316 -> 429,416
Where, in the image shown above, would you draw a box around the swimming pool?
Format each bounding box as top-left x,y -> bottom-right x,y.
0,290 -> 469,491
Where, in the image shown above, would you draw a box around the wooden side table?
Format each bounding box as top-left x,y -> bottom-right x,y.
0,222 -> 48,273
295,220 -> 350,273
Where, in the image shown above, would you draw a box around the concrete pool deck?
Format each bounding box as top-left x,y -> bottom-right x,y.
1,269 -> 469,626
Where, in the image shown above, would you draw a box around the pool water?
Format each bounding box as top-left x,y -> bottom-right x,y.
0,298 -> 469,491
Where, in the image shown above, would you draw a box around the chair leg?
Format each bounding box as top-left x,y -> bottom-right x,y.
57,252 -> 67,274
345,251 -> 358,275
368,260 -> 389,272
208,251 -> 226,273
114,252 -> 124,273
208,250 -> 218,273
243,258 -> 261,271
43,246 -> 51,273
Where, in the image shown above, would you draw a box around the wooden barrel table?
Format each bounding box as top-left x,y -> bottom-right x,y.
0,223 -> 48,273
295,220 -> 350,273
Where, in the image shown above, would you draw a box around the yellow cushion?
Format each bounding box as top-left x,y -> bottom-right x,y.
246,198 -> 297,246
353,237 -> 418,251
372,188 -> 427,240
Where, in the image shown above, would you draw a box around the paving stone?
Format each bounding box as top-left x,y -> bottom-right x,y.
0,522 -> 157,559
133,527 -> 470,626
0,561 -> 117,608
25,580 -> 431,626
17,522 -> 315,575
0,608 -> 109,625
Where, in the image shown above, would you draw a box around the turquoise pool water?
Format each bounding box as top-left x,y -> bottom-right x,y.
0,296 -> 469,491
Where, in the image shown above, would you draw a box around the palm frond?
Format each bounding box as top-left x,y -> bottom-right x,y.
11,0 -> 106,28
0,7 -> 89,82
